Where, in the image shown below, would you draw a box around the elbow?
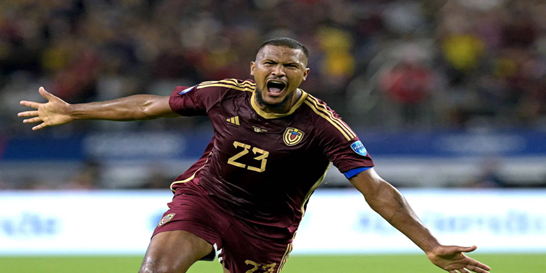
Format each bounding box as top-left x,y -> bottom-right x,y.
364,194 -> 387,211
138,96 -> 173,120
139,108 -> 156,120
139,101 -> 159,120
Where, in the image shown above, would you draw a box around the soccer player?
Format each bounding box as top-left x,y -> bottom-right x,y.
18,37 -> 491,273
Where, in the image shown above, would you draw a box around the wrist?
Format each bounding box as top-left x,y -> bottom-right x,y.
65,103 -> 74,118
419,237 -> 441,254
67,103 -> 82,120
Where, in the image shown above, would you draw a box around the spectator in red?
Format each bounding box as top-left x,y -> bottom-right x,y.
379,60 -> 434,127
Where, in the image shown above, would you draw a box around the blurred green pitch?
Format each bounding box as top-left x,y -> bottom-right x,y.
1,254 -> 544,273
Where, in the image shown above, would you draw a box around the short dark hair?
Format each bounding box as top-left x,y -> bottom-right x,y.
257,37 -> 309,59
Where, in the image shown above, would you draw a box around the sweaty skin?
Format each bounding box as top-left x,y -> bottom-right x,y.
250,45 -> 309,113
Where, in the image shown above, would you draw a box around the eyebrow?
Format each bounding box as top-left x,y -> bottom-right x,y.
262,59 -> 301,66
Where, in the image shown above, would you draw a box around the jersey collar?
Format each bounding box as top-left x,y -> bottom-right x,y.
250,89 -> 308,119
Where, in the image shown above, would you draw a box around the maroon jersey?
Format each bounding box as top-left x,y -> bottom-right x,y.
168,78 -> 374,234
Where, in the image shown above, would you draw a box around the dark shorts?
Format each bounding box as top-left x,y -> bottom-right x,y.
152,192 -> 293,273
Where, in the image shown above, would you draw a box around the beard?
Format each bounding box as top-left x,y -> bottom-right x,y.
254,88 -> 293,113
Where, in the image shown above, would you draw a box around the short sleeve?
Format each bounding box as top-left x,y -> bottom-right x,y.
168,84 -> 224,116
314,108 -> 374,174
322,134 -> 374,174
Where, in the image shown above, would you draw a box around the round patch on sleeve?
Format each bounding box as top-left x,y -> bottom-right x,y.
179,85 -> 196,95
157,213 -> 176,227
350,141 -> 368,156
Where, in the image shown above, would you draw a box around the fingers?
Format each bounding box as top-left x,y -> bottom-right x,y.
18,110 -> 42,125
17,108 -> 43,127
451,259 -> 491,273
32,122 -> 48,131
18,110 -> 39,117
18,87 -> 56,131
450,267 -> 489,273
459,245 -> 478,253
17,111 -> 47,129
38,86 -> 53,99
19,87 -> 54,108
18,110 -> 43,125
467,259 -> 491,272
466,265 -> 490,273
19,100 -> 41,109
23,117 -> 43,124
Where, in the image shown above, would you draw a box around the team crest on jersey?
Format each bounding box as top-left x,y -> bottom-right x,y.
351,141 -> 368,156
157,213 -> 176,227
283,127 -> 305,146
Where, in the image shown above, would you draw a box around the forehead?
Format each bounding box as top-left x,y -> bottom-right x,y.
256,45 -> 307,65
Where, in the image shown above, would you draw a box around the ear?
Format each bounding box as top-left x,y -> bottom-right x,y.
250,61 -> 256,76
302,68 -> 310,81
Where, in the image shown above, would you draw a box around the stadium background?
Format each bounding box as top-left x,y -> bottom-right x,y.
1,0 -> 546,272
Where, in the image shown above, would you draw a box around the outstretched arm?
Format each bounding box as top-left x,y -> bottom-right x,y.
18,87 -> 177,130
349,169 -> 491,273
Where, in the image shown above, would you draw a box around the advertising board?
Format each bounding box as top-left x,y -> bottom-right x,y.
1,189 -> 545,255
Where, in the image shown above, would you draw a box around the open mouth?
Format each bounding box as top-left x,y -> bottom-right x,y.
266,80 -> 286,96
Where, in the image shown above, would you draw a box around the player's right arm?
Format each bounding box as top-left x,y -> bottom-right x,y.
18,87 -> 177,131
349,168 -> 491,273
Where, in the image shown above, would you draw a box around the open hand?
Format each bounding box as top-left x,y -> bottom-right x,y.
427,245 -> 491,273
18,87 -> 73,130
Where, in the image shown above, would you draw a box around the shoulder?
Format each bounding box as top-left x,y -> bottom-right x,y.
302,93 -> 357,142
170,79 -> 255,114
196,78 -> 256,94
172,79 -> 254,106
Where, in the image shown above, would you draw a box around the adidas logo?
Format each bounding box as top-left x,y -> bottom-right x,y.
227,116 -> 240,125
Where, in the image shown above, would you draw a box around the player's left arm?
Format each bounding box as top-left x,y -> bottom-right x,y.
349,169 -> 491,273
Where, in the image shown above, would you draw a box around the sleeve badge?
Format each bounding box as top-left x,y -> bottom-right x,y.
350,140 -> 368,156
179,85 -> 196,95
157,213 -> 176,227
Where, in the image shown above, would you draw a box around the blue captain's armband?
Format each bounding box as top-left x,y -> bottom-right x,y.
344,167 -> 372,179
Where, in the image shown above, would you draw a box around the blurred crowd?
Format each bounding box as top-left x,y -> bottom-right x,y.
1,0 -> 546,190
0,0 -> 545,134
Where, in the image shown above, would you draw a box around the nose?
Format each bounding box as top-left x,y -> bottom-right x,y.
272,65 -> 285,77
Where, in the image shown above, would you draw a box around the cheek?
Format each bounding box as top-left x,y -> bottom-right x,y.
289,73 -> 304,84
254,68 -> 266,77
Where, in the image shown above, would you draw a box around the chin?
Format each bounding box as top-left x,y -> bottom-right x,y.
255,89 -> 291,111
264,96 -> 284,105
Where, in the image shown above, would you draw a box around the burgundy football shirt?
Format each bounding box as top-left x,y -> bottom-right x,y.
168,78 -> 374,233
